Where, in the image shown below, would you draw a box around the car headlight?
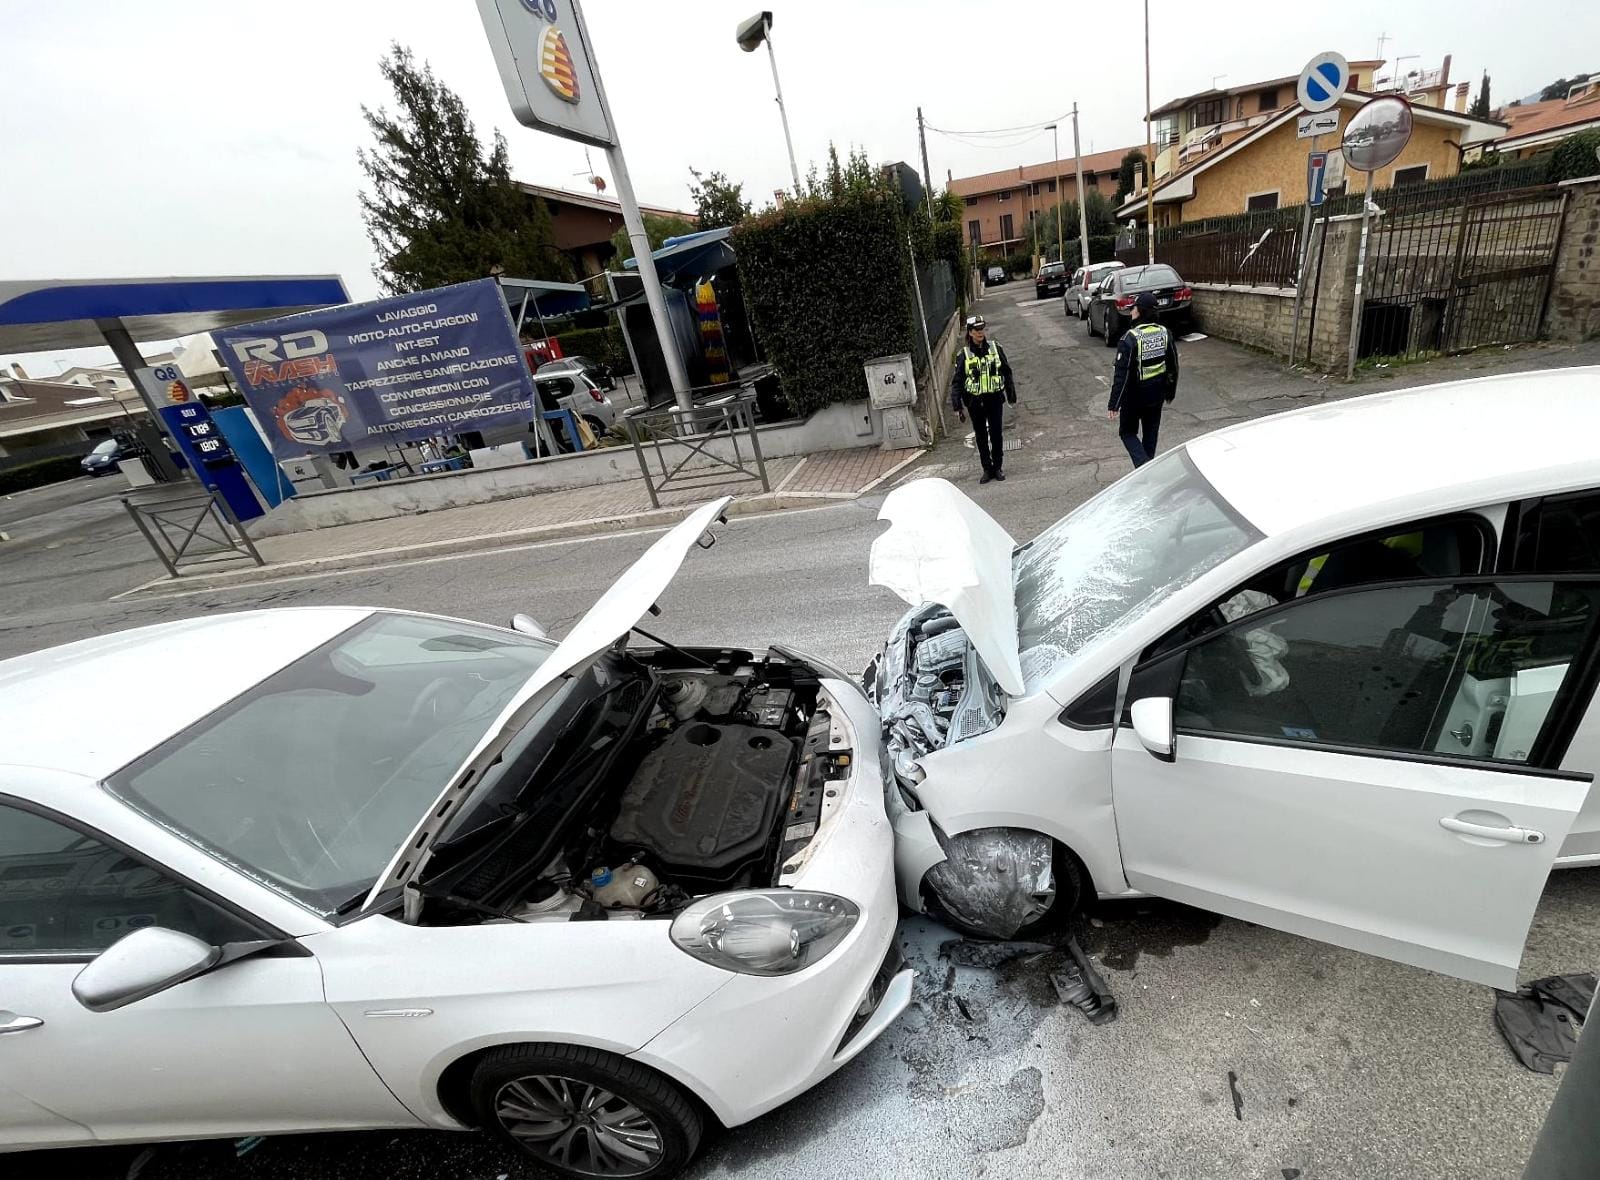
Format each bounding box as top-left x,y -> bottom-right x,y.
670,891 -> 859,977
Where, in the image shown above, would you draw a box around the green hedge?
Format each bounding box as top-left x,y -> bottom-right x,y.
732,191 -> 917,415
0,456 -> 83,494
1003,251 -> 1032,277
553,325 -> 633,376
1061,235 -> 1120,265
1546,130 -> 1600,183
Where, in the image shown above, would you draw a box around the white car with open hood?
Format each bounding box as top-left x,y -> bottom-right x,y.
0,499 -> 909,1178
868,367 -> 1600,991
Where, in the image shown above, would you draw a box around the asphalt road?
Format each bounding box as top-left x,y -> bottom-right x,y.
6,289 -> 1599,1179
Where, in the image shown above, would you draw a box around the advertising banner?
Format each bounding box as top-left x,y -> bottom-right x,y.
214,279 -> 535,458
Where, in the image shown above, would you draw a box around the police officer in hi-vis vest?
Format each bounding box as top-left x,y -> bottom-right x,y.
1106,292 -> 1179,468
949,315 -> 1017,484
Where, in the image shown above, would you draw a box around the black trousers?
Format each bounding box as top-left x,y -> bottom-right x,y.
1119,396 -> 1164,468
965,394 -> 1005,474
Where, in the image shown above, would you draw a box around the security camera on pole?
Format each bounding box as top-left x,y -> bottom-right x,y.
476,0 -> 694,413
1287,51 -> 1349,368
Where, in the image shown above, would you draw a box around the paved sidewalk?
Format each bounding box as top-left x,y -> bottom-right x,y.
120,446 -> 924,595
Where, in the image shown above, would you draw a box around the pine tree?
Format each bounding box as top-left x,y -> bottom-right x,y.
358,44 -> 570,295
1469,74 -> 1492,120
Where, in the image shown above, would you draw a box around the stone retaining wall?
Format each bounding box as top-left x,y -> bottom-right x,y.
1549,175 -> 1600,343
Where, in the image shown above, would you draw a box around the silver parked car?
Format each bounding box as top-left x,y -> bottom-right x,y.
1064,261 -> 1125,319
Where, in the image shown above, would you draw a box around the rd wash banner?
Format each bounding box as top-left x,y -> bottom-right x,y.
213,278 -> 536,457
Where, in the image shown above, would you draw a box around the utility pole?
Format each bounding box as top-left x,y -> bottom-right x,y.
917,106 -> 935,216
1143,0 -> 1156,263
1072,103 -> 1090,268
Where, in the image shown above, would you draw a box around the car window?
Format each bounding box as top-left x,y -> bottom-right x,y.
91,440 -> 118,455
1014,450 -> 1260,692
1127,266 -> 1182,290
1171,578 -> 1600,766
0,803 -> 263,956
1071,268 -> 1085,285
1513,491 -> 1600,573
1150,518 -> 1493,658
106,614 -> 555,916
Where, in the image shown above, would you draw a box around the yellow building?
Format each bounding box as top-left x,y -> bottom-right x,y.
1118,92 -> 1504,226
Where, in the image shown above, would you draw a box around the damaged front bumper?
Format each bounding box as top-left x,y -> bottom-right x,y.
630,675 -> 913,1127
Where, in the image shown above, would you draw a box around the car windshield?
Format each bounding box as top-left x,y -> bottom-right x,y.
91,440 -> 118,455
1013,451 -> 1259,691
106,613 -> 556,916
1126,265 -> 1182,290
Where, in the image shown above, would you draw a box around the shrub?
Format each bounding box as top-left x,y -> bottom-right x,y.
0,456 -> 83,494
1545,130 -> 1600,183
732,190 -> 917,415
1004,251 -> 1033,277
1061,235 -> 1121,265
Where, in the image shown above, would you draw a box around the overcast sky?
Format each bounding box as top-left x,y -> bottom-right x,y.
3,0 -> 1595,373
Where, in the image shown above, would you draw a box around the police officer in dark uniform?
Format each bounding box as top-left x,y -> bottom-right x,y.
949,315 -> 1017,483
1107,292 -> 1179,467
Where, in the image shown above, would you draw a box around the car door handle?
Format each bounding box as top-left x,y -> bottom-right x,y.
0,1014 -> 44,1035
1439,816 -> 1545,844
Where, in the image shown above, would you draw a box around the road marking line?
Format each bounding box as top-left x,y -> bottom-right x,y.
772,455 -> 809,493
856,449 -> 929,495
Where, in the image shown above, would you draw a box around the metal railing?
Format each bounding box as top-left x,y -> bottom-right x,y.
122,486 -> 263,577
621,387 -> 770,509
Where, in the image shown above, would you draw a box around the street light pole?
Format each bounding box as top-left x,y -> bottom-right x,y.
1143,0 -> 1156,263
1072,103 -> 1090,269
1048,123 -> 1064,265
738,14 -> 802,195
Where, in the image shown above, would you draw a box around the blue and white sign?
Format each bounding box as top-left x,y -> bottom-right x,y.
214,279 -> 537,460
1297,52 -> 1350,114
1307,151 -> 1330,207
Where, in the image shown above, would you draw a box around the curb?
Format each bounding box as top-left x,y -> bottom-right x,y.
112,490 -> 864,598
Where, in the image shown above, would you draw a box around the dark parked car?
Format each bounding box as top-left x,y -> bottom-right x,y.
535,355 -> 616,392
80,439 -> 125,477
1034,261 -> 1068,300
1086,264 -> 1193,345
984,265 -> 1007,287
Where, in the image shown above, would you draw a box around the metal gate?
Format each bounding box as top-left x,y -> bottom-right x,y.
1359,184 -> 1568,361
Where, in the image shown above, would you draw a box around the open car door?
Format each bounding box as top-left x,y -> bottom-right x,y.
1111,576 -> 1598,988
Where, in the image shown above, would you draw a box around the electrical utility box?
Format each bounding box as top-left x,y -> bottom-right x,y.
863,353 -> 920,451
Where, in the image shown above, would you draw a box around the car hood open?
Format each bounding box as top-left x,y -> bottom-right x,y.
868,478 -> 1025,696
362,496 -> 734,911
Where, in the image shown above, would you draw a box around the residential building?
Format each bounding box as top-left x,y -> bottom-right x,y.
515,183 -> 697,281
1150,59 -> 1386,182
1118,93 -> 1502,224
948,147 -> 1139,260
0,375 -> 148,463
1486,76 -> 1600,160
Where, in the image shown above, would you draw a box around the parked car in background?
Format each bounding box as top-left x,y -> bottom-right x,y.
1087,264 -> 1194,344
868,367 -> 1600,993
537,355 -> 616,393
1064,261 -> 1126,319
80,439 -> 124,477
1034,261 -> 1069,300
534,369 -> 617,439
984,265 -> 1006,287
0,500 -> 909,1178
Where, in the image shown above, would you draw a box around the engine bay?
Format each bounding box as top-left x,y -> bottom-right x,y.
417,647 -> 852,926
870,604 -> 1007,788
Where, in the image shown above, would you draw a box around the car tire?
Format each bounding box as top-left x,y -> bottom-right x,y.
923,837 -> 1086,941
1104,314 -> 1121,347
583,414 -> 609,439
470,1043 -> 701,1179
1086,307 -> 1098,337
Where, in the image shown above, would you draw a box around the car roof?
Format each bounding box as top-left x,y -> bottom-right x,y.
1187,367 -> 1600,539
0,608 -> 374,779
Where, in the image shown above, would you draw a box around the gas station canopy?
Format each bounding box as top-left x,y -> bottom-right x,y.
622,228 -> 735,286
0,275 -> 350,353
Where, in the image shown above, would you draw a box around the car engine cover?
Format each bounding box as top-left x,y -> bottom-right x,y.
611,723 -> 796,882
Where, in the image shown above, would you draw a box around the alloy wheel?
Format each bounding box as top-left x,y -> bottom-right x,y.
494,1074 -> 665,1177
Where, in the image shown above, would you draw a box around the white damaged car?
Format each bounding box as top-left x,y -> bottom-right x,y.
869,368 -> 1600,990
0,500 -> 909,1178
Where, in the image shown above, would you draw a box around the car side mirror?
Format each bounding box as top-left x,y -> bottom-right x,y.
510,613 -> 547,639
72,928 -> 221,1013
1130,697 -> 1176,762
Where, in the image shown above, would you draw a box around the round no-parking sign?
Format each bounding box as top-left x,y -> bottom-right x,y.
1297,52 -> 1350,113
